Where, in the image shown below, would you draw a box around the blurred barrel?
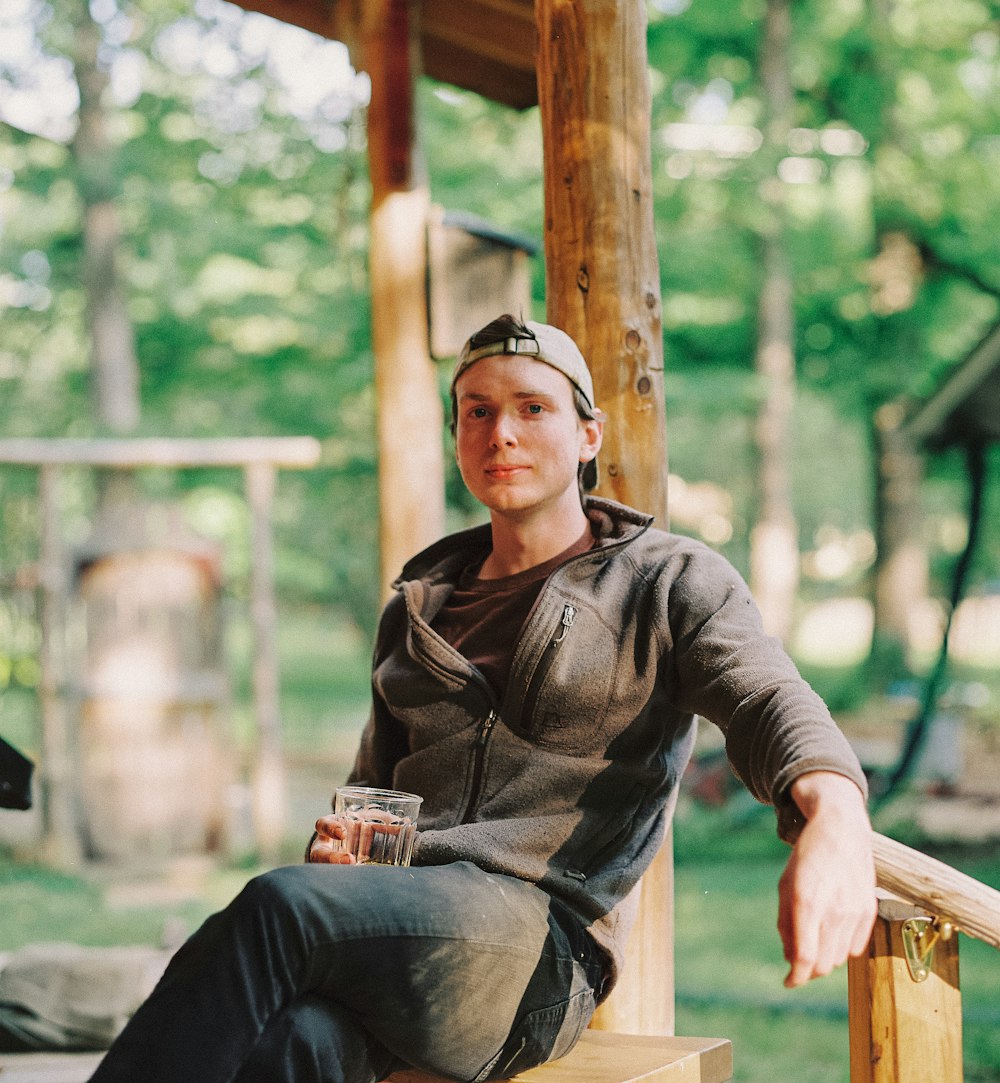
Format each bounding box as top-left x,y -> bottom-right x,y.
75,506 -> 230,863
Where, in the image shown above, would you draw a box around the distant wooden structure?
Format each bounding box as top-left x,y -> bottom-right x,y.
0,437 -> 321,865
427,207 -> 537,361
873,318 -> 1000,661
900,318 -> 1000,451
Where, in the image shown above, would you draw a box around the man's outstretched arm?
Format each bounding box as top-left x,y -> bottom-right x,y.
777,770 -> 877,988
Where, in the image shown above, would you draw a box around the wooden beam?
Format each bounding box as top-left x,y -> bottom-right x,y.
421,35 -> 538,111
223,0 -> 541,109
364,0 -> 445,599
873,831 -> 1000,950
37,465 -> 82,866
536,0 -> 668,520
245,462 -> 286,860
848,894 -> 962,1083
222,0 -> 351,47
421,0 -> 537,73
536,0 -> 672,1037
0,437 -> 322,468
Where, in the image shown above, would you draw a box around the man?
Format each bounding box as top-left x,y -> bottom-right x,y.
91,314 -> 875,1083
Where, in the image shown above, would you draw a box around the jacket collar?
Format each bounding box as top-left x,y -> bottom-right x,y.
393,497 -> 655,591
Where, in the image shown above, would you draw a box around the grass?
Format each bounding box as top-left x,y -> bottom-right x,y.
672,802 -> 1000,1083
1,603 -> 998,1079
1,807 -> 996,1080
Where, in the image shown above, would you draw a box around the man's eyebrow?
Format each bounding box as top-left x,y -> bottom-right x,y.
457,389 -> 557,402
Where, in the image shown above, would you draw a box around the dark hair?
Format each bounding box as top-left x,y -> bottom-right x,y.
464,313 -> 536,354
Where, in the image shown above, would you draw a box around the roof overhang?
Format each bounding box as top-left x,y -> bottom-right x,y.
226,0 -> 539,110
902,320 -> 1000,451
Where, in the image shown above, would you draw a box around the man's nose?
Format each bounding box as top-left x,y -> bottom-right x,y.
489,414 -> 517,448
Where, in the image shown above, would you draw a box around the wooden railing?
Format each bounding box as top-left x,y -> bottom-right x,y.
850,832 -> 1000,1083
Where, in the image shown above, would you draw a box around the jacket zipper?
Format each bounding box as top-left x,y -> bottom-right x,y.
460,604 -> 575,822
461,708 -> 498,824
520,603 -> 577,727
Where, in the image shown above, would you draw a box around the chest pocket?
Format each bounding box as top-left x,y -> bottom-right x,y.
518,603 -> 618,753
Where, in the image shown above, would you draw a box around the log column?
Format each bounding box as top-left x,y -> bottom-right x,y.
364,0 -> 445,599
536,0 -> 672,1035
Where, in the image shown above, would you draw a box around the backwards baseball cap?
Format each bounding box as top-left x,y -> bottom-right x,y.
452,318 -> 596,412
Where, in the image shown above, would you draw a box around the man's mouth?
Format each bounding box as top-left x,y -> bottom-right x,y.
485,464 -> 528,478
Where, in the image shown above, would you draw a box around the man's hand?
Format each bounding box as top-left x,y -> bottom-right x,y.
307,815 -> 357,864
777,771 -> 877,988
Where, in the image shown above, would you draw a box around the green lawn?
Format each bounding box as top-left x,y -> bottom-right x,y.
1,809 -> 996,1080
1,604 -> 997,1079
672,804 -> 1000,1083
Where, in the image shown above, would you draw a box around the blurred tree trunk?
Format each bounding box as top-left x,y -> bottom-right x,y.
69,0 -> 140,440
865,0 -> 929,681
871,405 -> 926,681
749,0 -> 799,643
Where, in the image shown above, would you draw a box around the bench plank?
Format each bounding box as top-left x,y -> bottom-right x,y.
0,1052 -> 104,1082
0,1033 -> 734,1083
385,1031 -> 733,1083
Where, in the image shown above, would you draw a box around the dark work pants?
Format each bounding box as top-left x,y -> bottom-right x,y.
88,861 -> 602,1083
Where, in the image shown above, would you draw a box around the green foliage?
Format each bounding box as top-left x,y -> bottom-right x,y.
0,0 -> 998,701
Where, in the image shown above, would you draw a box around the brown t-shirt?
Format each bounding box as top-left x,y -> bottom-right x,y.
432,527 -> 595,698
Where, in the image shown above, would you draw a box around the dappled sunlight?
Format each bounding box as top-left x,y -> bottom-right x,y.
793,598 -> 873,667
950,594 -> 1000,668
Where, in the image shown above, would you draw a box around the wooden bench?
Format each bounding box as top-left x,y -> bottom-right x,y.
385,1031 -> 733,1082
0,1034 -> 733,1083
0,1051 -> 104,1082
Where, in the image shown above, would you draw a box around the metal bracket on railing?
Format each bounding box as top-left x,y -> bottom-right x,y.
901,916 -> 955,982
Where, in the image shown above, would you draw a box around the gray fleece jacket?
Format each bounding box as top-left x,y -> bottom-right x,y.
347,497 -> 866,987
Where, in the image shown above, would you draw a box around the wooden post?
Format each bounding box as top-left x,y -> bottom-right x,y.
37,464 -> 82,866
364,0 -> 445,600
848,896 -> 962,1083
245,462 -> 286,860
536,0 -> 672,1035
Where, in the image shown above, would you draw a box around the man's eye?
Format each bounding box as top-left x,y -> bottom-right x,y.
470,407 -> 490,419
526,403 -> 543,414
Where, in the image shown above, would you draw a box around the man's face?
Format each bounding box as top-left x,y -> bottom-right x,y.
453,355 -> 602,521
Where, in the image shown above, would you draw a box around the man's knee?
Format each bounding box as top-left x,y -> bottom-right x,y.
231,865 -> 328,926
234,996 -> 396,1083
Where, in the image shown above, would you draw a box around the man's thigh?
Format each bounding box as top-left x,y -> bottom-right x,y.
268,861 -> 596,1080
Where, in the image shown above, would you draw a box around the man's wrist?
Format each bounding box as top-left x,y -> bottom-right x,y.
789,770 -> 868,822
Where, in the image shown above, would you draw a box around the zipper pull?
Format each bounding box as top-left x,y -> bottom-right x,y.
478,709 -> 497,745
553,604 -> 576,644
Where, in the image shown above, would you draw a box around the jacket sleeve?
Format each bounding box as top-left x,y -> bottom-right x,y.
661,542 -> 867,838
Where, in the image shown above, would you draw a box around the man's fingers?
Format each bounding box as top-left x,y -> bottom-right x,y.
315,815 -> 348,839
781,901 -> 875,987
308,836 -> 357,864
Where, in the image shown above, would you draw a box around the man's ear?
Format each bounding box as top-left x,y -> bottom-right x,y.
579,414 -> 604,463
